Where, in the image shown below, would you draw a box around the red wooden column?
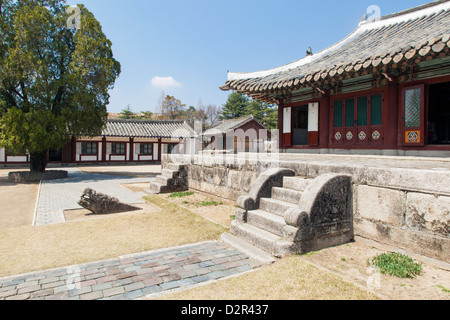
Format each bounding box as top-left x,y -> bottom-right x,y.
318,96 -> 330,149
158,138 -> 162,162
129,137 -> 134,162
277,102 -> 284,150
102,137 -> 107,163
71,136 -> 77,163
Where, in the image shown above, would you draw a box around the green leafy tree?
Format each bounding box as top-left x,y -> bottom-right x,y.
220,92 -> 250,120
119,105 -> 135,119
139,111 -> 154,120
221,92 -> 278,129
247,100 -> 278,129
0,0 -> 121,172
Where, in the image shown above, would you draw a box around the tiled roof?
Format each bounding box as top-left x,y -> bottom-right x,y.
203,115 -> 266,135
220,0 -> 450,101
102,119 -> 194,138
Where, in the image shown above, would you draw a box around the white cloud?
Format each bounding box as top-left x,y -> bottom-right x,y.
151,76 -> 182,89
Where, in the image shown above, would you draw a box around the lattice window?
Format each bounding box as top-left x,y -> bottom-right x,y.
140,143 -> 153,155
404,88 -> 421,128
371,94 -> 382,126
345,99 -> 355,127
111,143 -> 126,155
357,96 -> 368,126
334,100 -> 343,128
81,142 -> 97,155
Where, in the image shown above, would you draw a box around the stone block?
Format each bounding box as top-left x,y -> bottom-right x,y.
8,170 -> 68,182
366,167 -> 450,196
405,193 -> 450,237
306,163 -> 366,183
227,170 -> 258,193
235,208 -> 247,222
356,185 -> 406,227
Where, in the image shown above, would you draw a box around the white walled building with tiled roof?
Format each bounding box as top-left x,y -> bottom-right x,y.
203,115 -> 270,152
0,119 -> 194,165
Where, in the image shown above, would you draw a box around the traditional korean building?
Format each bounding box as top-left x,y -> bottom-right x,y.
220,0 -> 450,157
0,119 -> 193,165
202,115 -> 270,152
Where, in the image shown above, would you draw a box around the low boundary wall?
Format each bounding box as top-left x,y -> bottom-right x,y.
162,153 -> 450,263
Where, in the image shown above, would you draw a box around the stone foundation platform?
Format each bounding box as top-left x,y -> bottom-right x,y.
162,152 -> 450,263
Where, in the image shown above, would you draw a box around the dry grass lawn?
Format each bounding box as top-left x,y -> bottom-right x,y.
0,195 -> 226,277
0,170 -> 447,300
155,255 -> 381,300
0,169 -> 38,228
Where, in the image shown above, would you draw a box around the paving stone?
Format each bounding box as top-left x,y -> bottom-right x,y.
0,241 -> 260,300
92,282 -> 113,291
16,280 -> 39,289
41,280 -> 66,290
39,277 -> 61,285
96,275 -> 118,284
80,291 -> 104,300
143,277 -> 164,286
44,292 -> 71,300
124,281 -> 145,292
34,168 -> 150,226
142,285 -> 162,295
0,289 -> 17,299
112,278 -> 134,287
160,281 -> 181,290
103,286 -> 125,298
53,285 -> 71,294
17,285 -> 41,294
30,289 -> 55,299
123,289 -> 143,299
6,293 -> 30,300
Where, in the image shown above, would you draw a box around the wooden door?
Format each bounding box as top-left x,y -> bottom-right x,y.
401,84 -> 425,146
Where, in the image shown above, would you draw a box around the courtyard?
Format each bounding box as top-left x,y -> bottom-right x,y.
0,164 -> 448,300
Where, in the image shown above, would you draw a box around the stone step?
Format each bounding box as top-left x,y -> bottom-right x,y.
162,169 -> 179,179
230,221 -> 298,258
271,187 -> 303,204
220,233 -> 276,266
156,175 -> 174,186
230,221 -> 281,255
165,163 -> 187,171
149,181 -> 169,194
283,176 -> 310,192
247,209 -> 286,237
259,198 -> 298,217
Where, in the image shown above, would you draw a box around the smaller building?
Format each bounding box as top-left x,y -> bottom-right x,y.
203,115 -> 270,152
0,119 -> 193,165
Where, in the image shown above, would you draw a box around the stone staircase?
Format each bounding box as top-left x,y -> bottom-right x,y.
149,163 -> 188,194
224,176 -> 312,262
222,169 -> 353,263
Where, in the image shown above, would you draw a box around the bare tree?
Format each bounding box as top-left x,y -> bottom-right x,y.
156,90 -> 165,114
205,104 -> 222,128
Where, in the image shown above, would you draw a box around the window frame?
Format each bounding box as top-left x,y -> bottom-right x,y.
81,142 -> 98,155
140,143 -> 153,155
111,143 -> 126,155
333,93 -> 383,129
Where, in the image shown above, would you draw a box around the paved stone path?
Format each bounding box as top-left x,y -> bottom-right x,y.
34,168 -> 151,226
0,241 -> 260,300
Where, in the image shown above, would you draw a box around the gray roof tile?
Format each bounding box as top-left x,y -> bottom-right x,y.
203,115 -> 267,135
222,1 -> 450,96
102,119 -> 194,138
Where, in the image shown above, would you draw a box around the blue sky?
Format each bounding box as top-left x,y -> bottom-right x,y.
66,0 -> 430,114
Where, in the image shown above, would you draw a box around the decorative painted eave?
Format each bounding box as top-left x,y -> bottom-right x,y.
220,0 -> 450,103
